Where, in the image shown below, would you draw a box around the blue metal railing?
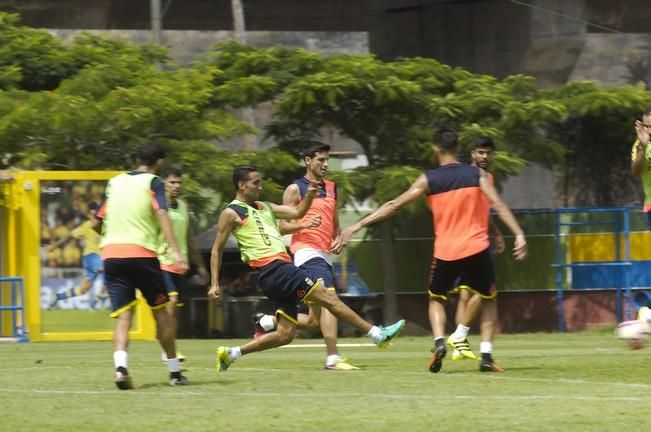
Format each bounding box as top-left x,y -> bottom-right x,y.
0,276 -> 29,342
549,207 -> 632,332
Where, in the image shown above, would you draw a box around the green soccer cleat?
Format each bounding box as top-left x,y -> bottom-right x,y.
451,349 -> 465,361
216,346 -> 233,373
376,319 -> 406,348
446,335 -> 478,360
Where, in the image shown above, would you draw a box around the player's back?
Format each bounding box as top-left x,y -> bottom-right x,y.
426,163 -> 490,261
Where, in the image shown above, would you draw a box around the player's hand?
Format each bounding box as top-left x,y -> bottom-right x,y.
172,251 -> 189,273
493,234 -> 505,254
513,234 -> 527,261
300,215 -> 322,229
635,120 -> 650,148
331,226 -> 355,254
306,179 -> 321,196
207,285 -> 221,300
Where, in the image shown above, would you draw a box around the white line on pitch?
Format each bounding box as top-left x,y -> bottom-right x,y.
280,343 -> 376,348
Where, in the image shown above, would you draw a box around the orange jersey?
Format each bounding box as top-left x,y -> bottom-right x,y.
426,163 -> 490,261
290,178 -> 337,254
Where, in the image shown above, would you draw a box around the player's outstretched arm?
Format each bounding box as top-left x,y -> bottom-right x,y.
278,183 -> 322,234
479,173 -> 527,260
208,209 -> 238,300
269,179 -> 319,220
331,174 -> 429,254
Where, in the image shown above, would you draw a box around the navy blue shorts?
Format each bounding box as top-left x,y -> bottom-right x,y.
298,257 -> 335,289
646,211 -> 651,231
163,271 -> 187,307
256,260 -> 322,322
428,248 -> 496,300
104,257 -> 169,317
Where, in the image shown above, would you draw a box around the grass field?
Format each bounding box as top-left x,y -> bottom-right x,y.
1,330 -> 650,431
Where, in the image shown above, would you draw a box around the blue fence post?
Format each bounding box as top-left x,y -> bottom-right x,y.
0,276 -> 28,342
555,208 -> 565,333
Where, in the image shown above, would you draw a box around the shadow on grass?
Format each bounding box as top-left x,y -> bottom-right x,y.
135,378 -> 236,390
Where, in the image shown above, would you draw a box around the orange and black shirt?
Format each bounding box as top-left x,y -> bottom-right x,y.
426,163 -> 490,261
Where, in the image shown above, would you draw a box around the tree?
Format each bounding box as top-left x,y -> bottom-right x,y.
543,81 -> 650,207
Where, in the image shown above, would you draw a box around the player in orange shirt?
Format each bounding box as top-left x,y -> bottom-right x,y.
253,143 -> 358,370
334,127 -> 527,373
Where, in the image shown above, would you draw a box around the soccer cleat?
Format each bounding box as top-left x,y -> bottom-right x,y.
324,359 -> 360,371
216,346 -> 233,373
376,319 -> 406,348
451,349 -> 465,361
252,312 -> 267,339
114,368 -> 134,390
479,359 -> 504,373
428,345 -> 447,373
169,373 -> 190,386
446,335 -> 478,360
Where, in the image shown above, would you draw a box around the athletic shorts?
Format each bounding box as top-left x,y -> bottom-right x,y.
83,253 -> 104,282
256,260 -> 322,323
646,211 -> 651,231
428,248 -> 496,301
298,257 -> 335,289
104,257 -> 169,317
163,270 -> 187,307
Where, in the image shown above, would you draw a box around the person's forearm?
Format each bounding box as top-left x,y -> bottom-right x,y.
210,247 -> 223,287
295,193 -> 315,218
279,220 -> 303,235
492,202 -> 524,237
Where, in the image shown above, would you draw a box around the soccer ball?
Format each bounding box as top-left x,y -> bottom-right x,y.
615,320 -> 647,350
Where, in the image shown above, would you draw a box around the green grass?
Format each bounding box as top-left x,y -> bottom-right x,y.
1,331 -> 650,431
42,309 -> 114,332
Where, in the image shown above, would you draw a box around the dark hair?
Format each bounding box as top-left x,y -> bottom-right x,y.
433,127 -> 458,152
301,141 -> 331,160
162,166 -> 182,178
232,165 -> 258,190
471,136 -> 495,151
138,142 -> 166,166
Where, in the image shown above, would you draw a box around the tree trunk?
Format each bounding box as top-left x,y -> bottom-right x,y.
379,219 -> 398,323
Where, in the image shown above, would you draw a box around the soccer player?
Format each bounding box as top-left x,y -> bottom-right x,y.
208,165 -> 405,372
96,142 -> 189,389
631,111 -> 651,321
158,166 -> 210,365
632,110 -> 651,230
254,142 -> 358,370
452,137 -> 506,371
333,127 -> 527,374
46,202 -> 106,308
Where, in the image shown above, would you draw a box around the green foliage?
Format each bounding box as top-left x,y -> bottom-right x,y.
543,81 -> 650,206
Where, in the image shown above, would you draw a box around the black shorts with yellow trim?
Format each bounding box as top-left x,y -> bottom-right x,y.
427,248 -> 497,301
104,257 -> 170,317
256,260 -> 323,321
298,257 -> 336,305
162,270 -> 188,307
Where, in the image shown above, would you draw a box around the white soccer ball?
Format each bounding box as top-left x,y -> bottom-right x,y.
615,320 -> 647,349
